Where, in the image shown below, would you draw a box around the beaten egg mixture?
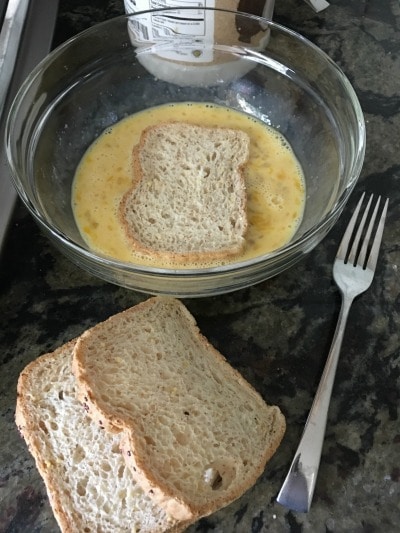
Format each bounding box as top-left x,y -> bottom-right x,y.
72,102 -> 305,268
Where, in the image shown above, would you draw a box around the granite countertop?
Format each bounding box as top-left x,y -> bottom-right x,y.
1,1 -> 399,532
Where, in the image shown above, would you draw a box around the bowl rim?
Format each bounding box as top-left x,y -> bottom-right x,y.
5,7 -> 366,278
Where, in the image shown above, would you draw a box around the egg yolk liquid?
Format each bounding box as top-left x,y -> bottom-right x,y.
72,102 -> 305,268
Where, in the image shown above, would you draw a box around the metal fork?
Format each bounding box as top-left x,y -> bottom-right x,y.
276,192 -> 389,513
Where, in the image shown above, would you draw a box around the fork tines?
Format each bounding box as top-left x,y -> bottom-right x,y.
337,193 -> 389,270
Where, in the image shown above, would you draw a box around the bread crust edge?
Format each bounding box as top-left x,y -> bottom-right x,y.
15,341 -> 81,533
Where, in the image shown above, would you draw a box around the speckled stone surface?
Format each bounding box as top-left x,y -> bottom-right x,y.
1,1 -> 399,532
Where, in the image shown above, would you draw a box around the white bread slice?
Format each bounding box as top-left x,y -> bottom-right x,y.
119,122 -> 250,263
72,297 -> 286,521
15,341 -> 190,533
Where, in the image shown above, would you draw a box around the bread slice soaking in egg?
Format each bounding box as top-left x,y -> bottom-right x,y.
119,122 -> 250,263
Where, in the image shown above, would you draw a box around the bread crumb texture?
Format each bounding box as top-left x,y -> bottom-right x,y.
15,341 -> 188,532
73,297 -> 286,520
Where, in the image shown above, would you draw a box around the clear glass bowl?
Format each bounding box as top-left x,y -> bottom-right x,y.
6,8 -> 365,297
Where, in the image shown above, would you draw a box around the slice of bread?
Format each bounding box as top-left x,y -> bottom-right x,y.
15,341 -> 190,533
119,122 -> 250,263
72,297 -> 286,521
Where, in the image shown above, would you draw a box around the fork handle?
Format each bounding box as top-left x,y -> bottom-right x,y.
276,293 -> 353,512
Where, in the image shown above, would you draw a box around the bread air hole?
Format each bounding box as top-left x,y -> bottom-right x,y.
203,458 -> 237,491
77,477 -> 89,497
175,431 -> 189,446
144,435 -> 156,447
72,445 -> 85,463
39,420 -> 49,435
111,442 -> 120,454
